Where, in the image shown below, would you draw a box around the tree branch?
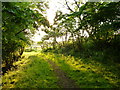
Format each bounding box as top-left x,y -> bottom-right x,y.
65,0 -> 74,12
73,0 -> 80,9
15,29 -> 26,36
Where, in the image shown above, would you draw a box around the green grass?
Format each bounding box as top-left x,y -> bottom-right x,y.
2,51 -> 120,88
41,52 -> 120,88
2,52 -> 59,88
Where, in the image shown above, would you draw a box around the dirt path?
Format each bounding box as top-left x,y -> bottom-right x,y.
47,59 -> 79,88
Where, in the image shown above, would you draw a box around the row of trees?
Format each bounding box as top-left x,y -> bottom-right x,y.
2,1 -> 120,74
40,1 -> 120,61
2,2 -> 49,74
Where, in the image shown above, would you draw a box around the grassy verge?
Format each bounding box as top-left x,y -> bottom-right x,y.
42,52 -> 120,88
2,51 -> 120,88
2,52 -> 59,88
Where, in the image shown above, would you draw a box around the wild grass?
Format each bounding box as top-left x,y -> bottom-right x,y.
2,52 -> 59,88
2,51 -> 120,88
41,52 -> 120,88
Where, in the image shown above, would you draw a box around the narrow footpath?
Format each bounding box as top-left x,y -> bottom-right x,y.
47,59 -> 79,88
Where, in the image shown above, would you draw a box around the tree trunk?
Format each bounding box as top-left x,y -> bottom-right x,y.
71,33 -> 75,50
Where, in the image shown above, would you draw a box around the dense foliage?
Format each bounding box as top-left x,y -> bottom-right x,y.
2,2 -> 49,73
41,1 -> 120,63
2,1 -> 120,88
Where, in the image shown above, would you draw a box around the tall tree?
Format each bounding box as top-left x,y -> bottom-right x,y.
2,2 -> 49,73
